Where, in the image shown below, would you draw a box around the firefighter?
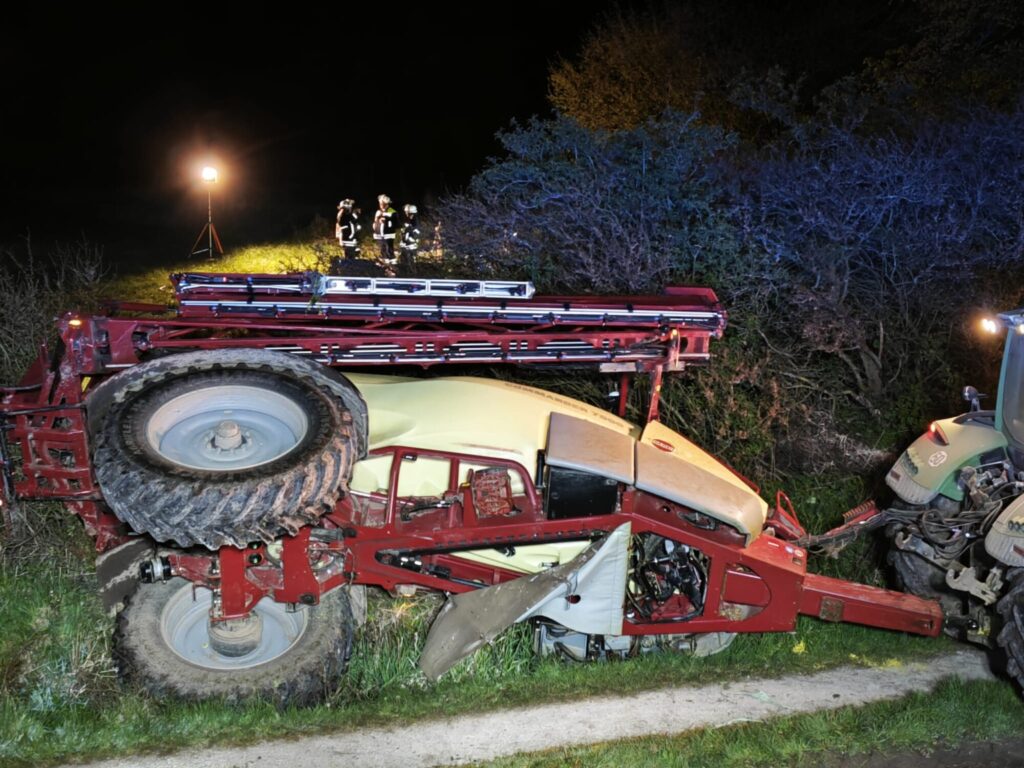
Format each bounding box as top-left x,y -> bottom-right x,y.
373,194 -> 397,264
335,199 -> 360,260
399,204 -> 420,274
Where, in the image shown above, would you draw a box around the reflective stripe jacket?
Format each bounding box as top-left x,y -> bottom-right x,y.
401,215 -> 420,251
337,211 -> 360,246
373,207 -> 396,240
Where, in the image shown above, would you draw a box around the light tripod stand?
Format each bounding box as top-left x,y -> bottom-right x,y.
191,166 -> 224,258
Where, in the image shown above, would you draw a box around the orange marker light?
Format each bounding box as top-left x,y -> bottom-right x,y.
929,421 -> 949,445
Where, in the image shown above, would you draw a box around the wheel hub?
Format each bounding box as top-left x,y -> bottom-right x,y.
161,585 -> 309,670
143,384 -> 312,471
208,613 -> 263,657
212,420 -> 244,451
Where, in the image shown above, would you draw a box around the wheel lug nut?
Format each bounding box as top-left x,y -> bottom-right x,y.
213,420 -> 244,450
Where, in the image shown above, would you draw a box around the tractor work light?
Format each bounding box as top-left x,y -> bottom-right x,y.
981,317 -> 1001,334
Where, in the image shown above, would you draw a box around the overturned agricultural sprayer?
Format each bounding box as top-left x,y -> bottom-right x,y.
0,272 -> 946,704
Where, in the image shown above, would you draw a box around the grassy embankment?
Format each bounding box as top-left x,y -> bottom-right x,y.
104,243 -> 327,305
0,242 -> 986,766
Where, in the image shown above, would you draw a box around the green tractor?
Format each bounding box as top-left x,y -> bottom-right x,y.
886,309 -> 1024,683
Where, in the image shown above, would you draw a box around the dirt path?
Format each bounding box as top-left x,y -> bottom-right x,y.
72,649 -> 997,768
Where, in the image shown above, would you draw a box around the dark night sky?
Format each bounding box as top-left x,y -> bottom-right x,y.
1,2 -> 931,267
0,6 -> 613,264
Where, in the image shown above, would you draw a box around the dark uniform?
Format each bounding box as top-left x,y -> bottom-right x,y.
400,204 -> 420,274
373,194 -> 397,263
331,199 -> 360,274
336,199 -> 360,260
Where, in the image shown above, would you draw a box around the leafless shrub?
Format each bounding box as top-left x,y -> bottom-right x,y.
0,235 -> 107,384
437,114 -> 739,294
0,236 -> 106,539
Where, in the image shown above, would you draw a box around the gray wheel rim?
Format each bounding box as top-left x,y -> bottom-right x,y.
143,384 -> 310,471
161,584 -> 309,670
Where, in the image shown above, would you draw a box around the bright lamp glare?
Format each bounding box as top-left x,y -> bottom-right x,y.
981,318 -> 1000,334
201,166 -> 219,183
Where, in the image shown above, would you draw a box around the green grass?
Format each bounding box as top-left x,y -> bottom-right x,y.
475,678 -> 1024,768
102,242 -> 333,306
100,238 -> 445,306
0,537 -> 955,767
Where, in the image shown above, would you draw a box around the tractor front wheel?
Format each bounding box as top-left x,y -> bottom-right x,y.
997,569 -> 1024,691
113,578 -> 354,705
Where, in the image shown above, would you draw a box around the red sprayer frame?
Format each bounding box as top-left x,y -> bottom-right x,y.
0,272 -> 942,640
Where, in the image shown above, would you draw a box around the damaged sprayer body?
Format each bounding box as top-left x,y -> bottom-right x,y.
0,272 -> 941,704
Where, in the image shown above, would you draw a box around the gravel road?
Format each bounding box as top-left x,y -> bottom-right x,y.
70,649 -> 997,768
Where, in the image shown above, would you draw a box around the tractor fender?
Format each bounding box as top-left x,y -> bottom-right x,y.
986,494 -> 1024,567
886,414 -> 1006,506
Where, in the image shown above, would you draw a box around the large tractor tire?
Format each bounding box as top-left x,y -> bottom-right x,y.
888,549 -> 948,599
997,568 -> 1024,690
114,578 -> 354,705
886,504 -> 968,636
887,548 -> 965,636
87,349 -> 367,549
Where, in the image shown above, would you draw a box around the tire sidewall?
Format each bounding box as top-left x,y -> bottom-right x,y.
114,578 -> 354,705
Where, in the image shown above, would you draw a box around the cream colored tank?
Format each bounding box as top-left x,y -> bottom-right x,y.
349,373 -> 637,453
345,374 -> 766,542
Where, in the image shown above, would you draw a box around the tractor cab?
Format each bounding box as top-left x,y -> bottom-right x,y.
993,310 -> 1024,469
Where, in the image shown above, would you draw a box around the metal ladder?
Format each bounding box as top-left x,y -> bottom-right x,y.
173,272 -> 536,300
171,272 -> 725,331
